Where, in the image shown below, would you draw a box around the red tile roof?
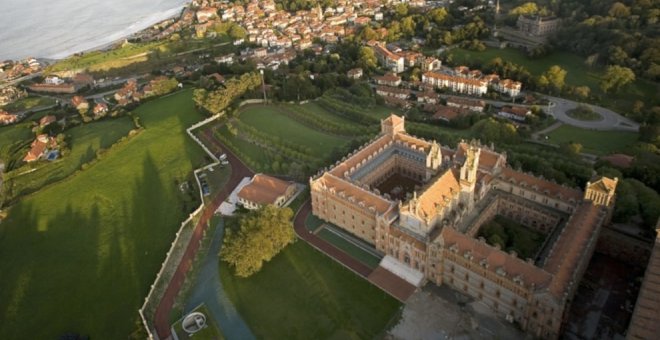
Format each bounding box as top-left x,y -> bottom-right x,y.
238,174 -> 294,205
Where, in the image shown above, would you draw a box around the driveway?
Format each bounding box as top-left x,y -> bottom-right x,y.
183,219 -> 255,340
542,95 -> 639,131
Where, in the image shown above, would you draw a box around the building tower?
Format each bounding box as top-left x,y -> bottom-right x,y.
380,114 -> 405,136
584,176 -> 618,224
425,141 -> 443,180
459,142 -> 480,209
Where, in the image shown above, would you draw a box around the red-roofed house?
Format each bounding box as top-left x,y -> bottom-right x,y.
238,174 -> 297,210
71,96 -> 89,111
498,105 -> 531,122
0,110 -> 18,125
23,134 -> 57,162
39,115 -> 56,127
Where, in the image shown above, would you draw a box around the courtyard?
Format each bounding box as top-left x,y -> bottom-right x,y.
477,215 -> 546,260
375,173 -> 422,201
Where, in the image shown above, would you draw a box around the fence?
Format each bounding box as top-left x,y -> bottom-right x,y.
138,111 -> 224,339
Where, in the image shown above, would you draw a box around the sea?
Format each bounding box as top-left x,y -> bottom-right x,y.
0,0 -> 190,61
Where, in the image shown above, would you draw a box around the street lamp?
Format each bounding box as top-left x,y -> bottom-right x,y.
259,69 -> 267,104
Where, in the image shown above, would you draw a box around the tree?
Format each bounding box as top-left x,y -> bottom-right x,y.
560,142 -> 583,156
574,86 -> 590,99
510,2 -> 539,16
220,205 -> 295,278
358,46 -> 377,70
542,65 -> 567,93
429,8 -> 448,25
395,3 -> 408,17
609,2 -> 631,18
600,65 -> 635,93
401,16 -> 415,37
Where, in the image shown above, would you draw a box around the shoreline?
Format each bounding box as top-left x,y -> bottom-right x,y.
7,3 -> 189,63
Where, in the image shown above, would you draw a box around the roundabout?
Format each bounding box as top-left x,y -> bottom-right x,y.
542,95 -> 639,131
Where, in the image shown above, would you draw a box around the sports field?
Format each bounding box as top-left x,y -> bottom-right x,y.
0,89 -> 206,339
220,241 -> 400,339
546,125 -> 639,156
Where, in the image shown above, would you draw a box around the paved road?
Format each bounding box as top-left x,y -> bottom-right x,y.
542,95 -> 639,131
183,219 -> 255,340
153,125 -> 253,340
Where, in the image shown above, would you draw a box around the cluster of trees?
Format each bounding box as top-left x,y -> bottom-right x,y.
193,72 -> 261,115
220,205 -> 295,278
547,0 -> 660,81
211,21 -> 247,40
144,77 -> 179,98
478,216 -> 543,259
612,178 -> 660,231
471,118 -> 519,145
505,143 -> 593,188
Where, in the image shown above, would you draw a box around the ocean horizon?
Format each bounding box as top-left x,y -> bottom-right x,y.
0,0 -> 189,61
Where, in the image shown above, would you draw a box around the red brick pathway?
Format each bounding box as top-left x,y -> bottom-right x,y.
153,127 -> 253,340
368,267 -> 416,302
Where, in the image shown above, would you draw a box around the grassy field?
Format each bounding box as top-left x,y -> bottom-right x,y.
547,125 -> 638,155
1,96 -> 57,112
0,122 -> 33,161
3,117 -> 135,201
220,241 -> 400,339
449,47 -> 659,112
316,228 -> 381,269
300,102 -> 358,125
0,89 -> 207,339
239,105 -> 349,155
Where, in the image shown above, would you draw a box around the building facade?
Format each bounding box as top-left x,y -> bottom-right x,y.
422,72 -> 488,96
310,115 -> 616,339
517,15 -> 561,37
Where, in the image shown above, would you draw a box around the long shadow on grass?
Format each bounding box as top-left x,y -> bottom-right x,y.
0,201 -> 107,338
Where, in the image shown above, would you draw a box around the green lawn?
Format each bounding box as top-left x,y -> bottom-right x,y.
214,124 -> 273,166
0,122 -> 33,161
449,47 -> 659,112
1,96 -> 57,112
238,105 -> 349,155
300,102 -> 358,125
316,228 -> 381,269
3,117 -> 135,200
220,241 -> 400,339
0,89 -> 207,339
547,125 -> 638,156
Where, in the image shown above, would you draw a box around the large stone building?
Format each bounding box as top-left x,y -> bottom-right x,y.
310,114 -> 616,338
517,15 -> 561,37
626,222 -> 660,340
